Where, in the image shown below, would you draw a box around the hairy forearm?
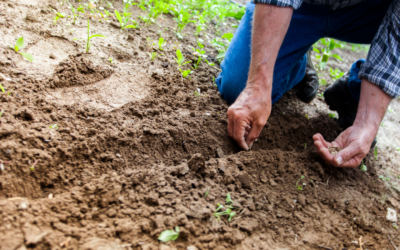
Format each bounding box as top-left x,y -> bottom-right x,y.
247,4 -> 293,93
354,79 -> 392,132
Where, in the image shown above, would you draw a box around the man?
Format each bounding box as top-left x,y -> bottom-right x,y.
215,0 -> 398,168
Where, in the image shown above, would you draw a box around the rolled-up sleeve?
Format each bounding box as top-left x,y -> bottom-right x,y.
359,0 -> 400,98
252,0 -> 303,9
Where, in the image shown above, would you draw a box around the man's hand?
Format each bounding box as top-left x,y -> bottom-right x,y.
227,4 -> 293,150
314,78 -> 391,167
228,85 -> 271,150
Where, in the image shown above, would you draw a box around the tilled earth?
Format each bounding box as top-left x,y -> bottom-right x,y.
0,0 -> 399,249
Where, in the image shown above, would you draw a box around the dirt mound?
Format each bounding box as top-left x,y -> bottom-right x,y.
51,55 -> 114,88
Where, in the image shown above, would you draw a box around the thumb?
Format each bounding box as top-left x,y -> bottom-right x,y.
245,121 -> 265,149
333,143 -> 361,168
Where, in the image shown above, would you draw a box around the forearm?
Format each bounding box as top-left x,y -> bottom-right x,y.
247,4 -> 293,94
354,79 -> 392,132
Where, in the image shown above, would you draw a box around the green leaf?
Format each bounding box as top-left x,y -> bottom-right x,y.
226,193 -> 233,204
332,54 -> 342,61
14,45 -> 19,52
221,33 -> 233,41
360,162 -> 367,172
158,228 -> 179,242
319,79 -> 327,85
16,37 -> 24,50
115,10 -> 122,25
89,34 -> 106,39
0,83 -> 5,93
123,25 -> 137,29
19,52 -> 34,62
312,47 -> 320,54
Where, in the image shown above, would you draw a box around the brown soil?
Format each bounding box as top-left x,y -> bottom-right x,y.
0,0 -> 399,249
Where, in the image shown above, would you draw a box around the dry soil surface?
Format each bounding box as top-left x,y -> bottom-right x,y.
0,1 -> 400,250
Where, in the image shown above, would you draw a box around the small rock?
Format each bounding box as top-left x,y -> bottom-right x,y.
49,53 -> 56,59
269,179 -> 277,186
216,148 -> 225,158
162,62 -> 169,68
218,161 -> 226,173
107,208 -> 117,218
187,153 -> 205,172
238,171 -> 251,188
260,174 -> 268,183
178,163 -> 189,175
297,194 -> 306,206
116,154 -> 121,158
238,218 -> 259,233
387,208 -> 397,222
187,246 -> 198,250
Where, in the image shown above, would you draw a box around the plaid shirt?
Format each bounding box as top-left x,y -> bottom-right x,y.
253,0 -> 400,98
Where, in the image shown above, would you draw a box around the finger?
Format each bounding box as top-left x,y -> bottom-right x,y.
246,120 -> 265,148
314,140 -> 335,164
233,121 -> 249,150
313,133 -> 332,148
227,108 -> 235,138
333,143 -> 367,168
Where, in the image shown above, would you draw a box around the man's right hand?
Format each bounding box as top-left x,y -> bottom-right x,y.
227,84 -> 271,150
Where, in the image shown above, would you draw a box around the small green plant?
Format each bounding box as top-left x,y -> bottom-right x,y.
319,79 -> 327,85
49,124 -> 59,130
313,38 -> 343,70
204,187 -> 210,197
51,8 -> 66,24
388,106 -> 394,113
379,175 -> 390,181
205,59 -> 215,66
329,68 -> 345,81
179,68 -> 191,78
115,7 -> 138,29
158,37 -> 166,51
174,49 -> 191,67
74,19 -> 106,53
296,175 -> 305,191
0,83 -> 5,93
380,122 -> 384,127
374,146 -> 378,160
213,33 -> 233,62
67,1 -> 84,24
191,41 -> 206,69
318,93 -> 324,97
158,227 -> 179,242
213,193 -> 236,222
148,52 -> 158,61
329,113 -> 338,119
10,37 -> 34,62
360,161 -> 367,172
395,146 -> 400,151
108,57 -> 113,63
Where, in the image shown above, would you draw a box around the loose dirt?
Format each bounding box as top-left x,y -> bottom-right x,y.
0,1 -> 399,249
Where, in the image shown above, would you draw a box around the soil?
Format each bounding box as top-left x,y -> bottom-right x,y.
0,0 -> 400,250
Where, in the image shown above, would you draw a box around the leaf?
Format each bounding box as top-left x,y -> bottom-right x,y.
115,10 -> 122,25
319,79 -> 327,85
216,51 -> 226,60
312,47 -> 320,54
221,33 -> 233,41
226,193 -> 233,204
158,229 -> 179,242
360,163 -> 367,172
332,54 -> 342,61
14,44 -> 19,52
176,49 -> 183,64
16,37 -> 24,49
19,52 -> 34,62
123,25 -> 137,29
0,83 -> 4,93
89,34 -> 106,39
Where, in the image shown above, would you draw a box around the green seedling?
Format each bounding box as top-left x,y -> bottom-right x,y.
67,1 -> 84,24
360,161 -> 367,172
319,79 -> 327,85
380,122 -> 384,127
179,68 -> 191,78
314,38 -> 343,70
191,41 -> 206,69
174,49 -> 191,67
226,193 -> 233,204
148,52 -> 158,61
158,37 -> 166,51
388,106 -> 394,113
204,187 -> 210,197
49,124 -> 59,130
51,8 -> 66,24
0,83 -> 4,93
213,194 -> 237,221
213,33 -> 233,62
296,175 -> 305,191
74,19 -> 105,53
109,57 -> 113,63
329,67 -> 345,81
10,37 -> 34,62
329,113 -> 338,119
318,93 -> 324,97
374,146 -> 378,160
115,8 -> 137,29
205,59 -> 215,66
158,227 -> 179,242
379,175 -> 390,181
395,146 -> 400,151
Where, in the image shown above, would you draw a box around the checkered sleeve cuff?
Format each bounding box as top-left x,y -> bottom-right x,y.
359,0 -> 400,99
251,0 -> 303,9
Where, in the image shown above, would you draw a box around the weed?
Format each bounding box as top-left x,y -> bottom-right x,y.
295,175 -> 305,191
74,19 -> 106,53
10,37 -> 34,62
158,37 -> 166,51
158,227 -> 179,242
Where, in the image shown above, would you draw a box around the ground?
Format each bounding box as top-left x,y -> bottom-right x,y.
0,0 -> 400,249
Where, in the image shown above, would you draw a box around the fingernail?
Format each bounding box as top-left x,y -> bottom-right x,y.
336,156 -> 343,165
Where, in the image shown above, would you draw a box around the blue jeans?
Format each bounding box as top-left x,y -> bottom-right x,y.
216,0 -> 392,105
